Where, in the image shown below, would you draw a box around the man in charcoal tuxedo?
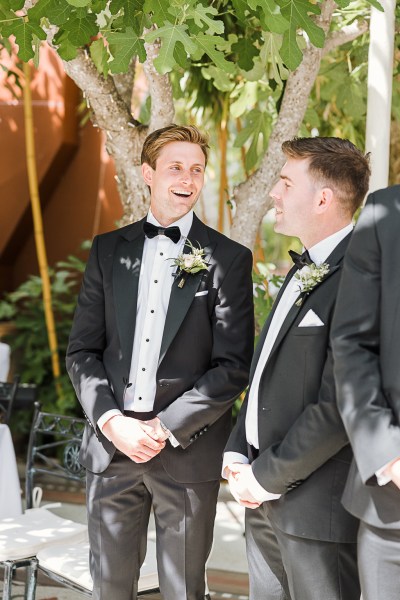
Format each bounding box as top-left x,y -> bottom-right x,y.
223,137 -> 371,600
66,125 -> 254,600
332,185 -> 400,600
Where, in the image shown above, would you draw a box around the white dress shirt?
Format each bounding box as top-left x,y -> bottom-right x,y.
223,223 -> 353,502
98,209 -> 193,441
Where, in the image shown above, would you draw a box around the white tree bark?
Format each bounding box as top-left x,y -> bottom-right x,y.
61,41 -> 175,225
230,0 -> 368,249
144,35 -> 175,133
365,0 -> 396,192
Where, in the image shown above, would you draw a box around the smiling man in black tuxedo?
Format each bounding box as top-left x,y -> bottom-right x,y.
332,185 -> 400,600
66,124 -> 254,600
223,137 -> 370,600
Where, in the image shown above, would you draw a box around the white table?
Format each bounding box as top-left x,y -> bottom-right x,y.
0,424 -> 22,518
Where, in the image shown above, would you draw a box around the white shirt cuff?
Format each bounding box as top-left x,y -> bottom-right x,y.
167,432 -> 180,447
376,461 -> 393,486
97,409 -> 123,440
222,452 -> 249,479
247,468 -> 282,503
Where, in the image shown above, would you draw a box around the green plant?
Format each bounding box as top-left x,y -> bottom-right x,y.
0,249 -> 88,431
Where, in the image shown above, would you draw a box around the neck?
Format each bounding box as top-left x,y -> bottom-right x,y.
300,219 -> 352,249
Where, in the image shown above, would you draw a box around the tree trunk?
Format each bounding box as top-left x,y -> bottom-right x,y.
61,41 -> 174,226
231,0 -> 336,249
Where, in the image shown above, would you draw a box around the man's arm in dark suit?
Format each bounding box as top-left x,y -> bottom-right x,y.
332,191 -> 400,485
250,342 -> 349,495
158,246 -> 255,448
66,235 -> 119,427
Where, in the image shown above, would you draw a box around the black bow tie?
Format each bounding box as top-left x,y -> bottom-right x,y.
143,221 -> 181,244
288,249 -> 313,270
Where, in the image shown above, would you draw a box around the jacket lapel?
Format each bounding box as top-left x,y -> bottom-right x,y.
112,218 -> 146,372
159,214 -> 215,365
264,232 -> 352,366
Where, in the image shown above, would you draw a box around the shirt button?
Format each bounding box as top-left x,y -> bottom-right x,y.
160,252 -> 164,256
154,280 -> 158,283
138,396 -> 142,400
150,310 -> 154,313
142,368 -> 146,371
146,339 -> 149,342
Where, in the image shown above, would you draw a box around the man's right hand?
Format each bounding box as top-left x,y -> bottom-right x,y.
103,415 -> 166,463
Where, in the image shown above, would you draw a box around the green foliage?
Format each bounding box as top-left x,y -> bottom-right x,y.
0,0 -> 381,173
0,0 -> 379,79
0,252 -> 87,427
253,262 -> 285,339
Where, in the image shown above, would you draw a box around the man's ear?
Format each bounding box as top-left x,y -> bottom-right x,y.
316,187 -> 334,213
142,162 -> 153,186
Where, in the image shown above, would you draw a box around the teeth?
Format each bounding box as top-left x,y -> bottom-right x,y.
172,190 -> 191,196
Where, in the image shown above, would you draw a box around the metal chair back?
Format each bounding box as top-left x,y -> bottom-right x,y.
25,401 -> 86,508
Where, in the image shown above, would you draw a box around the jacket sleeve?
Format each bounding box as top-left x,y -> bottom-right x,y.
332,192 -> 400,485
66,236 -> 119,428
251,342 -> 350,494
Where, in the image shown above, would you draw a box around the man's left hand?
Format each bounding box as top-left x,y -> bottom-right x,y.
142,417 -> 170,442
227,463 -> 262,509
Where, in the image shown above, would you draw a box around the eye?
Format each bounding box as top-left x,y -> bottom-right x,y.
192,167 -> 203,174
170,165 -> 180,170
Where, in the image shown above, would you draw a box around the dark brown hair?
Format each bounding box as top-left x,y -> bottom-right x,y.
141,124 -> 209,169
282,137 -> 371,214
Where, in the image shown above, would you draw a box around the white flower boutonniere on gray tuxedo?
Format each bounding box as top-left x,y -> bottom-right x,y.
294,262 -> 330,306
170,239 -> 209,288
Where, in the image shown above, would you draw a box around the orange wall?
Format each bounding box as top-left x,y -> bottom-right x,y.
0,46 -> 123,293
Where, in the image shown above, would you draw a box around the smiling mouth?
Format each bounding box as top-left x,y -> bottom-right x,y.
171,189 -> 193,198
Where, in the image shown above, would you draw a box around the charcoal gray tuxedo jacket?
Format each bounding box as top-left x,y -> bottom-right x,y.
332,186 -> 400,529
66,213 -> 254,482
225,233 -> 359,542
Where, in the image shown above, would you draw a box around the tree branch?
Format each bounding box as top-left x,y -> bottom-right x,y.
112,58 -> 137,117
143,36 -> 175,132
323,20 -> 369,56
231,0 -> 340,249
62,49 -> 149,222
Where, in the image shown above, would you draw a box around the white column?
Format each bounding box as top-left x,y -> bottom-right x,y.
365,0 -> 396,192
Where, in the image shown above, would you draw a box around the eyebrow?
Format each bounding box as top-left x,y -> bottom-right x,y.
280,174 -> 293,182
167,161 -> 205,168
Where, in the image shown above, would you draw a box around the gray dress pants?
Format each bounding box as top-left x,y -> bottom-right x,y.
245,504 -> 360,600
86,450 -> 219,600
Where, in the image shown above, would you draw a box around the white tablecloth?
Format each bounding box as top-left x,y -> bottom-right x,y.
0,424 -> 22,518
0,342 -> 10,381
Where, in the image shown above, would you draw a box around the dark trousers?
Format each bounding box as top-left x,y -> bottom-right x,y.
86,451 -> 219,600
245,504 -> 360,600
358,521 -> 400,600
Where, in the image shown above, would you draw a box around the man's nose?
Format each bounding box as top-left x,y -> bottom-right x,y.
179,169 -> 192,184
269,183 -> 280,199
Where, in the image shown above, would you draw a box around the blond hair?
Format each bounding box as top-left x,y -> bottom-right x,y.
141,124 -> 209,169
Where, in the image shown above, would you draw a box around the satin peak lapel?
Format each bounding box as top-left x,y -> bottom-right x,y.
267,232 -> 351,361
159,215 -> 215,365
113,219 -> 145,370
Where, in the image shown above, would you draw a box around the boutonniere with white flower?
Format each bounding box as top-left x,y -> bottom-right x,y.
170,239 -> 209,288
294,262 -> 330,306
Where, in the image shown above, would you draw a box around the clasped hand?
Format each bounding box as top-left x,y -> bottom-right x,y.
226,463 -> 262,509
103,415 -> 169,463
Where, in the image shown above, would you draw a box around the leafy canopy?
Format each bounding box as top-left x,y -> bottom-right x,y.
0,0 -> 381,74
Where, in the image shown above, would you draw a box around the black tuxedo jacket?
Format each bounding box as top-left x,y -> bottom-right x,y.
226,233 -> 359,542
332,187 -> 400,529
66,214 -> 254,482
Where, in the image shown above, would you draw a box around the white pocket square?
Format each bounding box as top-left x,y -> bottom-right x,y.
298,309 -> 324,327
195,290 -> 208,297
